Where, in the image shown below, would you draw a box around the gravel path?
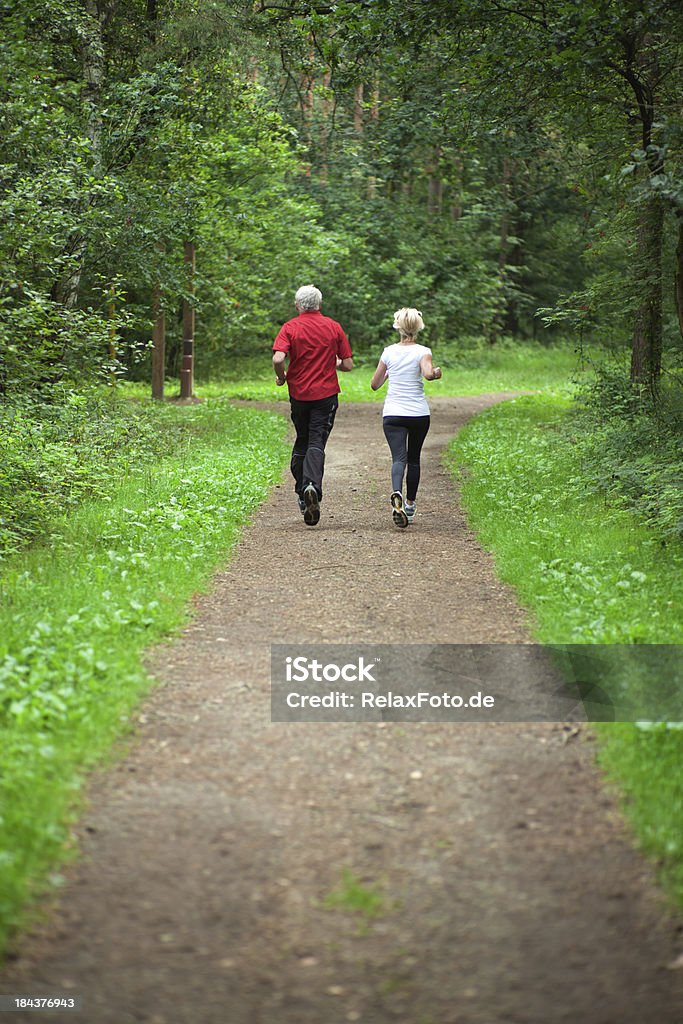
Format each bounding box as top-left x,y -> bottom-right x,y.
2,395 -> 682,1024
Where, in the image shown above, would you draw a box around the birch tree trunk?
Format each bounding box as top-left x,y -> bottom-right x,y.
50,0 -> 105,310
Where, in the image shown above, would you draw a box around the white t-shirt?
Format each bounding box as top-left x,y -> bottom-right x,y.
380,342 -> 432,417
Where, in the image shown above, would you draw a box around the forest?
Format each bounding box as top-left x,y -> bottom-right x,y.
2,0 -> 683,549
1,0 -> 683,986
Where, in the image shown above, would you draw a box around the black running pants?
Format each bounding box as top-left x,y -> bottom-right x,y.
289,394 -> 339,500
382,415 -> 430,501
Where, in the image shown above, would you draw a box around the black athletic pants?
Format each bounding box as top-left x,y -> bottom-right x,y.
382,415 -> 430,502
290,394 -> 339,500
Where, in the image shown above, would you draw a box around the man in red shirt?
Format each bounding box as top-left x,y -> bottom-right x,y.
273,285 -> 353,526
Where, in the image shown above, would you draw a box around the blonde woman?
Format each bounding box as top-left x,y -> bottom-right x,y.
370,307 -> 441,528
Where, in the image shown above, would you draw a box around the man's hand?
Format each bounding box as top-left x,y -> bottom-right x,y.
275,374 -> 286,386
432,367 -> 442,380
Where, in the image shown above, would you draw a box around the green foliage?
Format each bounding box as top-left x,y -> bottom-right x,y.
259,0 -> 683,374
572,366 -> 683,540
0,399 -> 289,958
0,387 -> 190,557
5,0 -> 683,388
448,394 -> 683,643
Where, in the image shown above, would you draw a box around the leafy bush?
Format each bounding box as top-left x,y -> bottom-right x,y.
0,387 -> 191,558
571,366 -> 683,540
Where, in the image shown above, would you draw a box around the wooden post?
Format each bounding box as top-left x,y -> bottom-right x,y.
180,241 -> 195,399
151,281 -> 165,400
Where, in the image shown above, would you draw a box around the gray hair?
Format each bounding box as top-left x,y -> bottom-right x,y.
295,285 -> 322,311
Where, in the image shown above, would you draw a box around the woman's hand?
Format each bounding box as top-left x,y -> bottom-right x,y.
432,366 -> 442,380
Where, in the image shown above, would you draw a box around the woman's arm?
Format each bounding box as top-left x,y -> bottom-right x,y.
371,359 -> 388,391
420,353 -> 442,381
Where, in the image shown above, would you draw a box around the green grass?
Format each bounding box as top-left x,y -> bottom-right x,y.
448,393 -> 683,904
597,723 -> 683,901
448,394 -> 683,644
324,868 -> 388,919
125,340 -> 587,403
0,400 -> 289,957
0,388 -> 200,558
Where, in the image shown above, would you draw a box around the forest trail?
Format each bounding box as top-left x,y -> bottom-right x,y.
2,396 -> 682,1024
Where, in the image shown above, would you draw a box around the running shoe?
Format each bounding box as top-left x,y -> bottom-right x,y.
303,483 -> 321,526
390,490 -> 408,528
297,495 -> 306,514
404,501 -> 416,524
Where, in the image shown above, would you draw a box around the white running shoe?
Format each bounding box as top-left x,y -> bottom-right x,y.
404,501 -> 416,524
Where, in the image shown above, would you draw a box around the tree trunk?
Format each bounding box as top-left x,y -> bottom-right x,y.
427,145 -> 443,217
624,33 -> 663,385
49,236 -> 87,309
353,83 -> 364,135
300,62 -> 315,175
489,155 -> 512,345
82,0 -> 105,172
146,0 -> 158,40
367,74 -> 380,199
630,195 -> 663,384
107,284 -> 117,384
674,213 -> 683,343
180,241 -> 196,399
247,56 -> 260,84
151,281 -> 165,400
498,155 -> 511,271
50,1 -> 104,310
319,69 -> 331,185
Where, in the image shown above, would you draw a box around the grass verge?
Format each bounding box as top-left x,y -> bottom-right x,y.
0,387 -> 199,558
0,400 -> 289,958
447,393 -> 683,905
125,340 -> 588,403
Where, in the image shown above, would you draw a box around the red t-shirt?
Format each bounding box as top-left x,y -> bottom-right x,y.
273,311 -> 352,401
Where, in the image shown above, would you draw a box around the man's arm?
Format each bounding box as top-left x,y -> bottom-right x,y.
336,325 -> 353,372
273,350 -> 287,385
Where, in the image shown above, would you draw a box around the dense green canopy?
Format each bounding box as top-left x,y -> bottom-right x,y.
1,0 -> 682,388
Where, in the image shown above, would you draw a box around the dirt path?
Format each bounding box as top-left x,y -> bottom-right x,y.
2,396 -> 682,1024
